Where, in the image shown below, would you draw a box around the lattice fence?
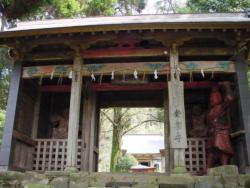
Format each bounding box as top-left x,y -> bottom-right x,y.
185,138 -> 206,175
33,139 -> 81,171
33,138 -> 206,173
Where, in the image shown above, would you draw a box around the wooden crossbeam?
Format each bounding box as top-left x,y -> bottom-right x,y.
24,47 -> 234,61
40,85 -> 71,92
40,82 -> 214,92
81,48 -> 167,58
22,61 -> 235,79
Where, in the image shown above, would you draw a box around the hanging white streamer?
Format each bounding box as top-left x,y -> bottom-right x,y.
176,67 -> 181,77
134,69 -> 138,79
91,72 -> 96,81
68,70 -> 73,79
39,75 -> 43,85
154,70 -> 158,79
201,69 -> 205,78
111,70 -> 114,80
50,71 -> 54,80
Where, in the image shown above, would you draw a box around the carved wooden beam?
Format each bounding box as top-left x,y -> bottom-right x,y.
22,61 -> 235,78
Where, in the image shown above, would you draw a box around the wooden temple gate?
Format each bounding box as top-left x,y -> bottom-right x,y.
0,14 -> 250,175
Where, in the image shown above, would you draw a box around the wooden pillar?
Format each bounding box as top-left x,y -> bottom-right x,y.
31,90 -> 41,139
0,59 -> 22,170
81,81 -> 97,172
65,55 -> 83,171
168,44 -> 187,173
235,54 -> 250,173
164,90 -> 170,175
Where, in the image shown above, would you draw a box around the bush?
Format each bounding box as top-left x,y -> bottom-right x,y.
116,154 -> 138,172
0,111 -> 5,145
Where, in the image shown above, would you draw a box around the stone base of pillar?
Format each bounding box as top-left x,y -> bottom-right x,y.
64,166 -> 78,173
171,166 -> 188,174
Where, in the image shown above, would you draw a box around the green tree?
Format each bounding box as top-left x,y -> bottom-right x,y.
116,154 -> 138,172
101,107 -> 163,172
186,0 -> 250,13
0,48 -> 12,111
116,0 -> 146,15
0,110 -> 5,144
0,0 -> 83,30
84,0 -> 117,16
101,108 -> 131,172
155,0 -> 177,13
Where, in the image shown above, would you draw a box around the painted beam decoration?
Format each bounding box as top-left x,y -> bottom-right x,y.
22,61 -> 235,79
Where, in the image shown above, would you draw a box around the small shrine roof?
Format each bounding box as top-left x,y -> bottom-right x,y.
1,12 -> 250,38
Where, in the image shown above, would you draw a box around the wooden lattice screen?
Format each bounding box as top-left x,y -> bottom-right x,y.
33,139 -> 81,171
33,138 -> 206,173
185,138 -> 206,174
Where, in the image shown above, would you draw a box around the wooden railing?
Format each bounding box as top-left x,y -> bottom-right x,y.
33,138 -> 206,173
33,139 -> 81,171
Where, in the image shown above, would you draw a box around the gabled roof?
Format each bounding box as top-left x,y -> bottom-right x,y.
1,13 -> 250,38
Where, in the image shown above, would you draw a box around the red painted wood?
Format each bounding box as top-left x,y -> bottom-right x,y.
81,48 -> 167,58
40,85 -> 71,92
93,81 -> 214,91
40,82 -> 213,92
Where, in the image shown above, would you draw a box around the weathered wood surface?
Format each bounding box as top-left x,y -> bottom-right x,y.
39,82 -> 214,93
185,138 -> 206,175
235,56 -> 250,172
168,45 -> 187,171
164,90 -> 170,175
12,130 -> 36,146
31,90 -> 41,139
66,56 -> 83,170
24,47 -> 234,61
12,140 -> 34,171
81,48 -> 168,58
0,61 -> 22,170
168,81 -> 187,149
33,139 -> 82,171
22,61 -> 235,78
81,82 -> 98,171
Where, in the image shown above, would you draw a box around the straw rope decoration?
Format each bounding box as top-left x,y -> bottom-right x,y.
23,61 -> 233,83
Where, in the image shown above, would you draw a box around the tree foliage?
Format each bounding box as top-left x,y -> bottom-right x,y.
84,0 -> 116,16
0,110 -> 5,145
116,0 -> 146,15
101,107 -> 164,172
155,0 -> 177,13
186,0 -> 250,13
116,154 -> 138,172
0,48 -> 12,111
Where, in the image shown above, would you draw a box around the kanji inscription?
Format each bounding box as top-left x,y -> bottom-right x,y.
168,80 -> 187,149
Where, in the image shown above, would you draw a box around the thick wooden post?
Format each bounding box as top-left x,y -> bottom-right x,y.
31,90 -> 41,139
81,81 -> 97,172
235,54 -> 250,173
168,44 -> 187,173
65,55 -> 83,171
163,90 -> 170,175
0,60 -> 22,170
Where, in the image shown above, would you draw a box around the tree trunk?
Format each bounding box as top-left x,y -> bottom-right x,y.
110,107 -> 123,172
